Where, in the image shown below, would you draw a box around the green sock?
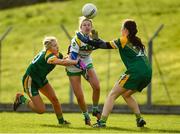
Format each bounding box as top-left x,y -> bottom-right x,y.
135,113 -> 141,119
83,111 -> 90,119
56,114 -> 64,124
100,115 -> 108,123
20,95 -> 29,104
92,105 -> 99,112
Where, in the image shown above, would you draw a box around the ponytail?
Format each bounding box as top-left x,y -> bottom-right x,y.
128,35 -> 145,51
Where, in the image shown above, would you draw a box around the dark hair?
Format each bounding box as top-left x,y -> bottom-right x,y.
123,20 -> 145,51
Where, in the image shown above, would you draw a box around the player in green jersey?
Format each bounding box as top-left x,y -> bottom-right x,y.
66,17 -> 101,125
13,36 -> 78,125
76,19 -> 152,127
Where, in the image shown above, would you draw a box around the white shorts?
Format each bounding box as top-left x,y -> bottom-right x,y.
66,56 -> 93,73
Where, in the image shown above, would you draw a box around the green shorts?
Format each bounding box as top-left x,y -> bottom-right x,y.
22,74 -> 48,97
118,72 -> 152,92
66,63 -> 93,76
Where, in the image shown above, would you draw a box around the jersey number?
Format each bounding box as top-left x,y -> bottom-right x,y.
136,50 -> 145,57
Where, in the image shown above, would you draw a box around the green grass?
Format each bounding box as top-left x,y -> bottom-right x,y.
0,0 -> 180,105
0,112 -> 180,133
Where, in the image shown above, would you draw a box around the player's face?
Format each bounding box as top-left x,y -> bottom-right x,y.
50,40 -> 59,55
80,20 -> 92,35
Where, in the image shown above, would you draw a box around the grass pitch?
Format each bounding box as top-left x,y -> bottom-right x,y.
0,112 -> 180,133
0,0 -> 180,105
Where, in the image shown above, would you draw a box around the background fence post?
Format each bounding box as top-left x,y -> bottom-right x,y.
147,24 -> 164,107
60,24 -> 74,104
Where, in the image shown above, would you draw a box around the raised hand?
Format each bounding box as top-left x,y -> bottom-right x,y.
91,29 -> 99,40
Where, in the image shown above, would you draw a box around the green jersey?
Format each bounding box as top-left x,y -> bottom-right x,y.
109,36 -> 152,91
110,37 -> 151,75
22,50 -> 63,96
25,50 -> 63,86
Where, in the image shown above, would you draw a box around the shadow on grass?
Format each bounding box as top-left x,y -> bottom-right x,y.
104,126 -> 180,133
40,124 -> 71,128
40,124 -> 180,133
40,124 -> 100,130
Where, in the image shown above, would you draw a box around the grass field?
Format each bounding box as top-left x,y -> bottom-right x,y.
0,0 -> 180,105
0,112 -> 180,133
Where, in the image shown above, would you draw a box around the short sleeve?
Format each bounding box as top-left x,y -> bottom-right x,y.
113,37 -> 128,49
120,36 -> 128,48
45,51 -> 58,62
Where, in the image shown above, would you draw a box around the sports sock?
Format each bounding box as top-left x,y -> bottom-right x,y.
56,114 -> 65,124
92,105 -> 99,112
83,111 -> 90,119
100,115 -> 107,123
20,95 -> 29,104
135,113 -> 141,119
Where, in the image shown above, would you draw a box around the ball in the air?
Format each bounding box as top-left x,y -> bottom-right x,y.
82,3 -> 97,19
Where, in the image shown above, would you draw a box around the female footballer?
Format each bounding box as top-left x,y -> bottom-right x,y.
77,19 -> 152,127
66,17 -> 101,125
13,36 -> 78,125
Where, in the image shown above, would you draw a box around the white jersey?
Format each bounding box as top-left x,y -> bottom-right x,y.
66,35 -> 96,73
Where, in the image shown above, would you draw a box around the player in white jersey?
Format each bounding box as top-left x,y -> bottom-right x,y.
66,17 -> 101,125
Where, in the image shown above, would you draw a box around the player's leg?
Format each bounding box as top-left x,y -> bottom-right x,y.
28,95 -> 46,114
39,83 -> 70,124
122,90 -> 146,127
14,93 -> 46,114
122,90 -> 140,114
69,75 -> 91,125
13,93 -> 29,111
87,68 -> 101,120
13,74 -> 31,111
14,75 -> 45,114
94,82 -> 127,127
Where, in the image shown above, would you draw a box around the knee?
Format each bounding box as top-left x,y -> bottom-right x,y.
107,91 -> 116,99
108,90 -> 121,100
37,107 -> 46,114
122,93 -> 130,99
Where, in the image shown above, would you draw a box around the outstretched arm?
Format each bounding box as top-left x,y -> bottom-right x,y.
76,32 -> 113,49
47,56 -> 78,66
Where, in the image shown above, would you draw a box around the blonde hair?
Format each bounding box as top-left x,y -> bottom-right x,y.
79,16 -> 93,31
43,36 -> 57,50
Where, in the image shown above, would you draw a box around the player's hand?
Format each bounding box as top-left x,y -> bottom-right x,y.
77,59 -> 87,70
91,29 -> 99,40
63,55 -> 69,59
76,32 -> 90,43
